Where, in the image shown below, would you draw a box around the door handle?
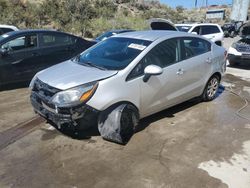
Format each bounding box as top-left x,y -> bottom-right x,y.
176,68 -> 184,75
206,58 -> 212,64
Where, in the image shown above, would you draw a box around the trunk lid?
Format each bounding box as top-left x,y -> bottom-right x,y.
150,18 -> 178,31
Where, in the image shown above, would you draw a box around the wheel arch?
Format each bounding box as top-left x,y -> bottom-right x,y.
100,101 -> 140,119
211,72 -> 222,81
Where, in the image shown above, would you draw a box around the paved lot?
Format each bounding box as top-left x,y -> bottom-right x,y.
0,37 -> 250,188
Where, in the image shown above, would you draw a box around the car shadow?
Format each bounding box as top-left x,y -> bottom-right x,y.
47,120 -> 100,140
228,63 -> 250,70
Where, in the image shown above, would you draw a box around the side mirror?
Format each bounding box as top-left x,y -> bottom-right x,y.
143,65 -> 163,82
191,32 -> 198,35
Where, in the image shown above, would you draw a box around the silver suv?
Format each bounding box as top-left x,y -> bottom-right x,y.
30,31 -> 226,144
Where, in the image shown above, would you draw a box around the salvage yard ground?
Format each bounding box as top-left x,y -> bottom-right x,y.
0,37 -> 250,188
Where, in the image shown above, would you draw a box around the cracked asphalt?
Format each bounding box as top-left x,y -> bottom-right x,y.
0,37 -> 250,188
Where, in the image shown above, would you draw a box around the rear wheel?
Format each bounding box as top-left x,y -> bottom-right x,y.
202,75 -> 220,101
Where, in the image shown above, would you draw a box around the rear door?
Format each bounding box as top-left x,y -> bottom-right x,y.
179,37 -> 213,96
0,34 -> 41,84
38,32 -> 76,70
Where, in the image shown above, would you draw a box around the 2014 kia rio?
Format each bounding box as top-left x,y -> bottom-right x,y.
30,30 -> 226,144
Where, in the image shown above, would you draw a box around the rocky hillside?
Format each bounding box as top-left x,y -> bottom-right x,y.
0,0 -> 231,37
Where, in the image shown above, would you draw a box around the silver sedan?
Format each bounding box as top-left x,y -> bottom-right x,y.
30,30 -> 227,144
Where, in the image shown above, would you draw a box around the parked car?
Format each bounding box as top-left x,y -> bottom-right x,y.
0,29 -> 94,88
30,30 -> 226,144
175,23 -> 224,46
222,21 -> 243,38
227,22 -> 250,66
0,25 -> 18,35
94,29 -> 135,42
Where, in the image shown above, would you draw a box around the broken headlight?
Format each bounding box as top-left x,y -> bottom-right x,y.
50,82 -> 98,107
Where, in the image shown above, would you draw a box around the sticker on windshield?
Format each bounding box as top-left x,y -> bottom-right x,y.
128,43 -> 146,51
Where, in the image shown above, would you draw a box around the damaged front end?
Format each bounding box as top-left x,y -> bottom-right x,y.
30,78 -> 99,130
227,22 -> 250,64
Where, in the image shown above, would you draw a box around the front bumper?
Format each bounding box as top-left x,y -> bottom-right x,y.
227,53 -> 250,63
30,91 -> 99,130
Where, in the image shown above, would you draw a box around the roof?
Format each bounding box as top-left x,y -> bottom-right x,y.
0,29 -> 75,39
109,29 -> 135,33
175,23 -> 220,27
0,29 -> 77,43
113,30 -> 193,42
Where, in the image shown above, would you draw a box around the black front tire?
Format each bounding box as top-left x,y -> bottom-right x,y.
98,104 -> 139,144
202,75 -> 220,102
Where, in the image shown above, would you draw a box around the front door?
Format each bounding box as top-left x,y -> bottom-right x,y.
0,34 -> 40,85
130,38 -> 184,117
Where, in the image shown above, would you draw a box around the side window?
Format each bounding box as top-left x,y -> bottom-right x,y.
182,37 -> 211,59
41,34 -> 74,47
1,35 -> 37,52
192,26 -> 200,34
201,26 -> 220,35
1,28 -> 13,34
127,38 -> 180,81
143,38 -> 179,68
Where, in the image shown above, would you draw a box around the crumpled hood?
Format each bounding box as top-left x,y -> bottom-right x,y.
36,60 -> 118,90
239,21 -> 250,38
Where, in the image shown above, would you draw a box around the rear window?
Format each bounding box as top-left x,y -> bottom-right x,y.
201,26 -> 220,35
41,33 -> 75,47
182,37 -> 211,59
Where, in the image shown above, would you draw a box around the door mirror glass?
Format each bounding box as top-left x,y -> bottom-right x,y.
143,65 -> 163,82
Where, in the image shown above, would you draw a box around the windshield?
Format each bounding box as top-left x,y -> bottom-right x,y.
77,37 -> 151,70
176,26 -> 192,32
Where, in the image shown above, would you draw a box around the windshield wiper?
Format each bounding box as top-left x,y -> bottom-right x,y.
83,61 -> 107,71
